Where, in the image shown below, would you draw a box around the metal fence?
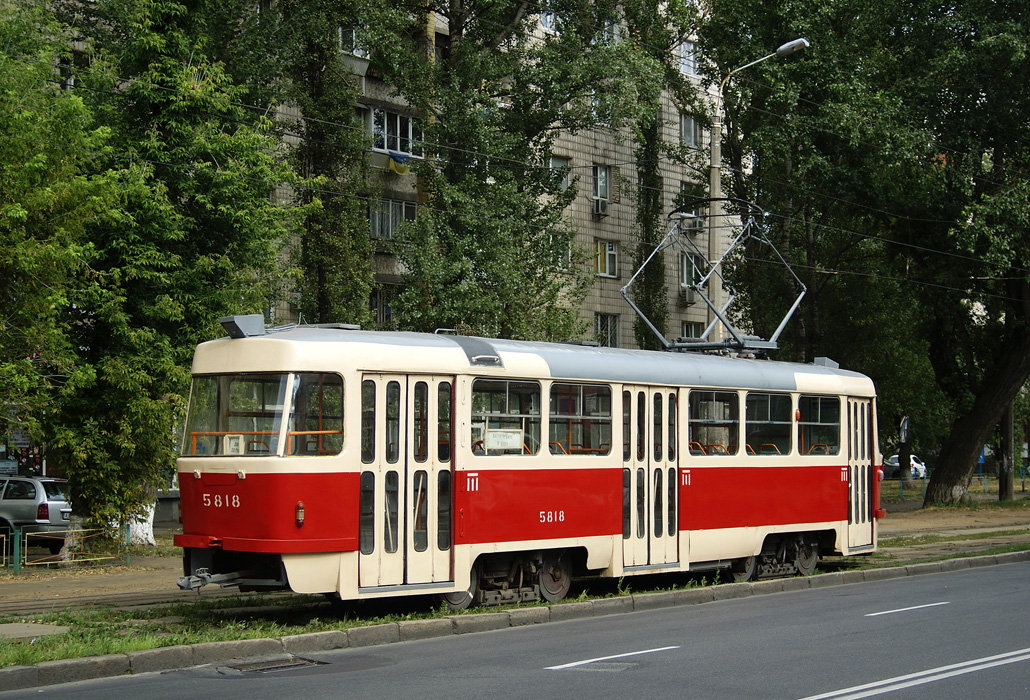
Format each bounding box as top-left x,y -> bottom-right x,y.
1,526 -> 132,574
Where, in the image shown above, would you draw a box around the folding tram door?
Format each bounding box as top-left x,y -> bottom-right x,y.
847,397 -> 875,550
622,386 -> 680,569
358,374 -> 455,589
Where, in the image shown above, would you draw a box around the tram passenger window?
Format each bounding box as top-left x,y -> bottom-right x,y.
471,379 -> 541,455
414,382 -> 428,463
799,395 -> 840,455
653,469 -> 663,537
548,383 -> 612,456
361,380 -> 375,464
437,471 -> 451,550
667,466 -> 676,535
668,393 -> 677,461
359,471 -> 375,555
653,393 -> 663,462
636,392 -> 645,461
438,383 -> 452,462
745,393 -> 792,457
413,470 -> 428,552
384,471 -> 399,553
622,391 -> 631,461
288,373 -> 343,456
386,381 -> 401,464
688,391 -> 739,456
622,468 -> 631,539
635,468 -> 645,538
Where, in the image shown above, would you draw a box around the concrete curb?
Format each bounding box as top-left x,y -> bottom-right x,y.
2,550 -> 1028,692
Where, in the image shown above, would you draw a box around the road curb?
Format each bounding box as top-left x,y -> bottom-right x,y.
2,550 -> 1029,692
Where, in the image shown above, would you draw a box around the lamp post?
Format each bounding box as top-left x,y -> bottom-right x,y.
707,38 -> 809,340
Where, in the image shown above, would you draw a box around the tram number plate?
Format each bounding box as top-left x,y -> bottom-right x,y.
539,510 -> 565,524
202,493 -> 241,508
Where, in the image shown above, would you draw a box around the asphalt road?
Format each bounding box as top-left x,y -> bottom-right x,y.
11,561 -> 1030,700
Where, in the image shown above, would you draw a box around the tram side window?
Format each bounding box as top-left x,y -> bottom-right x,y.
622,391 -> 631,461
471,379 -> 541,455
798,395 -> 841,455
414,382 -> 428,463
688,391 -> 739,456
182,373 -> 288,456
359,471 -> 375,555
438,383 -> 452,462
548,383 -> 612,455
361,380 -> 375,464
288,374 -> 344,456
745,393 -> 792,456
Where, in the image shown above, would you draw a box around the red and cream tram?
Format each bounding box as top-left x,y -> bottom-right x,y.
175,316 -> 883,607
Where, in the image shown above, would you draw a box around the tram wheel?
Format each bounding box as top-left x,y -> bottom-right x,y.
538,552 -> 572,602
441,562 -> 480,611
730,555 -> 758,582
794,539 -> 818,576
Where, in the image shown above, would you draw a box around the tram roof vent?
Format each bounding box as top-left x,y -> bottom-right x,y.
220,314 -> 266,339
448,335 -> 503,368
812,356 -> 839,369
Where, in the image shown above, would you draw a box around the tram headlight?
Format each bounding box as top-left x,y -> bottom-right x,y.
295,501 -> 305,527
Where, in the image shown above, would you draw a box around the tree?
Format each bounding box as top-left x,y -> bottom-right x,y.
277,0 -> 377,326
44,0 -> 300,525
367,0 -> 651,340
700,0 -> 1030,504
0,2 -> 119,453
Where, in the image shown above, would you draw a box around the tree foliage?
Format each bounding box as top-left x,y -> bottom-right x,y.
35,0 -> 300,524
0,3 -> 114,445
701,0 -> 1030,503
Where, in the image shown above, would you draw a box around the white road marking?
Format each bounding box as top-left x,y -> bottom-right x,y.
546,645 -> 680,670
865,601 -> 950,617
797,646 -> 1030,700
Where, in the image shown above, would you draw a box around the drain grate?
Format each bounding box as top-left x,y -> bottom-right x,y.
233,658 -> 326,674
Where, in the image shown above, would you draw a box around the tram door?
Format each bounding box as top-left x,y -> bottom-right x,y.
358,374 -> 455,588
847,398 -> 875,549
622,386 -> 679,569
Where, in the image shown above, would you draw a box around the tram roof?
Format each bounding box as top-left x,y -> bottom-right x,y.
194,327 -> 875,397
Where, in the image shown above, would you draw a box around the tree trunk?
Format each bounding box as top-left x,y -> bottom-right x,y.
127,501 -> 157,546
925,323 -> 1030,504
1000,400 -> 1014,501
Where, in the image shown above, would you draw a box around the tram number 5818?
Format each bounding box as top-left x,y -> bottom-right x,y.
539,510 -> 565,524
202,493 -> 241,508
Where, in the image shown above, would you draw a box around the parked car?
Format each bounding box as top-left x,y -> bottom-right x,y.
0,477 -> 72,554
884,454 -> 927,479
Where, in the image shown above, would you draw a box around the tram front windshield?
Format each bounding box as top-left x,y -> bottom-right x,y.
181,373 -> 343,457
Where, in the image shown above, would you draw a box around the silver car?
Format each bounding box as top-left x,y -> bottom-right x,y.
0,477 -> 72,554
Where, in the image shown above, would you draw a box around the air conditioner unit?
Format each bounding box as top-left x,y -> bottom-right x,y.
683,216 -> 703,236
593,198 -> 610,217
678,285 -> 696,306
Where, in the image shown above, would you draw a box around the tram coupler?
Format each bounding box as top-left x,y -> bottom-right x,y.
177,567 -> 259,591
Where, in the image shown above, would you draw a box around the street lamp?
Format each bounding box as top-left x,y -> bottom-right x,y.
706,38 -> 809,339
